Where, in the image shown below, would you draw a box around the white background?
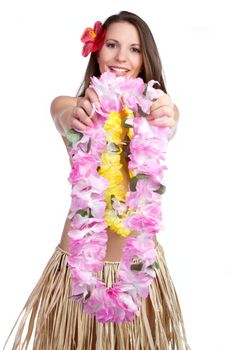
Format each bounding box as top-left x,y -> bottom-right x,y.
0,0 -> 232,349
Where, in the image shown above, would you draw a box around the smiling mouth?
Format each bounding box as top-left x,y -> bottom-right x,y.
109,66 -> 130,73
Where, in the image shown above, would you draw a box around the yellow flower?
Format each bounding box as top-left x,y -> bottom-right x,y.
105,185 -> 125,205
128,170 -> 134,178
105,210 -> 131,237
98,108 -> 135,237
127,127 -> 134,140
101,153 -> 122,166
105,112 -> 123,143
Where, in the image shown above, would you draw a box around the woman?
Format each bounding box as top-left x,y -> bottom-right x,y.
5,10 -> 190,350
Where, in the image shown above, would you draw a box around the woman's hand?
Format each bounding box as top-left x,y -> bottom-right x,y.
147,90 -> 179,139
72,87 -> 100,130
54,88 -> 101,135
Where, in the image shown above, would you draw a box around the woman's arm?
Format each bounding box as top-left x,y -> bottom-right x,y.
50,95 -> 78,135
50,95 -> 79,155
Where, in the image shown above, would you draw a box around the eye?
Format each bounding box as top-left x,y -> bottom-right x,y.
131,47 -> 141,53
106,42 -> 117,48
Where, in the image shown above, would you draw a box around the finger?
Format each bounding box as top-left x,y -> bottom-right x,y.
71,117 -> 88,131
73,107 -> 94,127
149,105 -> 173,119
148,116 -> 176,128
79,95 -> 98,122
151,94 -> 172,110
89,104 -> 99,123
91,113 -> 98,123
85,87 -> 101,109
78,99 -> 93,116
154,88 -> 165,99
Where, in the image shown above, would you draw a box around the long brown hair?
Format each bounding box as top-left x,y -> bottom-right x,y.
77,11 -> 167,96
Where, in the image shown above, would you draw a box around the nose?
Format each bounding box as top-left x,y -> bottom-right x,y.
115,47 -> 127,62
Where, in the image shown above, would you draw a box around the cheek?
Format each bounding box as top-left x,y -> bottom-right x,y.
133,57 -> 143,72
97,57 -> 105,73
138,58 -> 143,71
97,52 -> 110,72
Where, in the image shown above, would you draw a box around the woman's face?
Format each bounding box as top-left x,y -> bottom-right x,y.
97,21 -> 143,79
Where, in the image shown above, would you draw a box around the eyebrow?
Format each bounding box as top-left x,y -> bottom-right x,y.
105,39 -> 141,46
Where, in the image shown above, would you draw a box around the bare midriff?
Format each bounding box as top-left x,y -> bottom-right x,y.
59,130 -> 157,262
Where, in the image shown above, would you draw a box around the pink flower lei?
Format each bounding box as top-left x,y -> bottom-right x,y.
67,72 -> 171,323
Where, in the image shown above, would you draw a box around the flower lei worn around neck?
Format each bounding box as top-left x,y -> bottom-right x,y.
66,72 -> 171,323
81,21 -> 106,57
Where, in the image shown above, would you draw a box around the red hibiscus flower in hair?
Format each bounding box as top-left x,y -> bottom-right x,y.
81,21 -> 106,57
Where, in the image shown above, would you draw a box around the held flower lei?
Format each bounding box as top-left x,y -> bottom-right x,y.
66,72 -> 171,323
81,21 -> 106,57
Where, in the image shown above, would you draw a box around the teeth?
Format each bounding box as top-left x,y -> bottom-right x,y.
110,67 -> 128,73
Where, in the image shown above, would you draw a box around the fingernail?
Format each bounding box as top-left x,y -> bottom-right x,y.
89,109 -> 95,118
93,101 -> 101,109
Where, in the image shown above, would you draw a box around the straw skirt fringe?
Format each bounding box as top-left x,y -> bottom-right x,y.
4,243 -> 191,350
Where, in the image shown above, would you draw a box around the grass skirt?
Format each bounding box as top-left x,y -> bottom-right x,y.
4,243 -> 191,350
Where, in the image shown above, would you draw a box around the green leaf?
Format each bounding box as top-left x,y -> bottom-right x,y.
154,184 -> 166,195
129,174 -> 149,192
129,176 -> 138,192
137,104 -> 149,118
130,262 -> 143,271
121,119 -> 133,128
148,261 -> 160,270
67,129 -> 83,144
137,173 -> 149,180
76,209 -> 88,217
110,194 -> 115,206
